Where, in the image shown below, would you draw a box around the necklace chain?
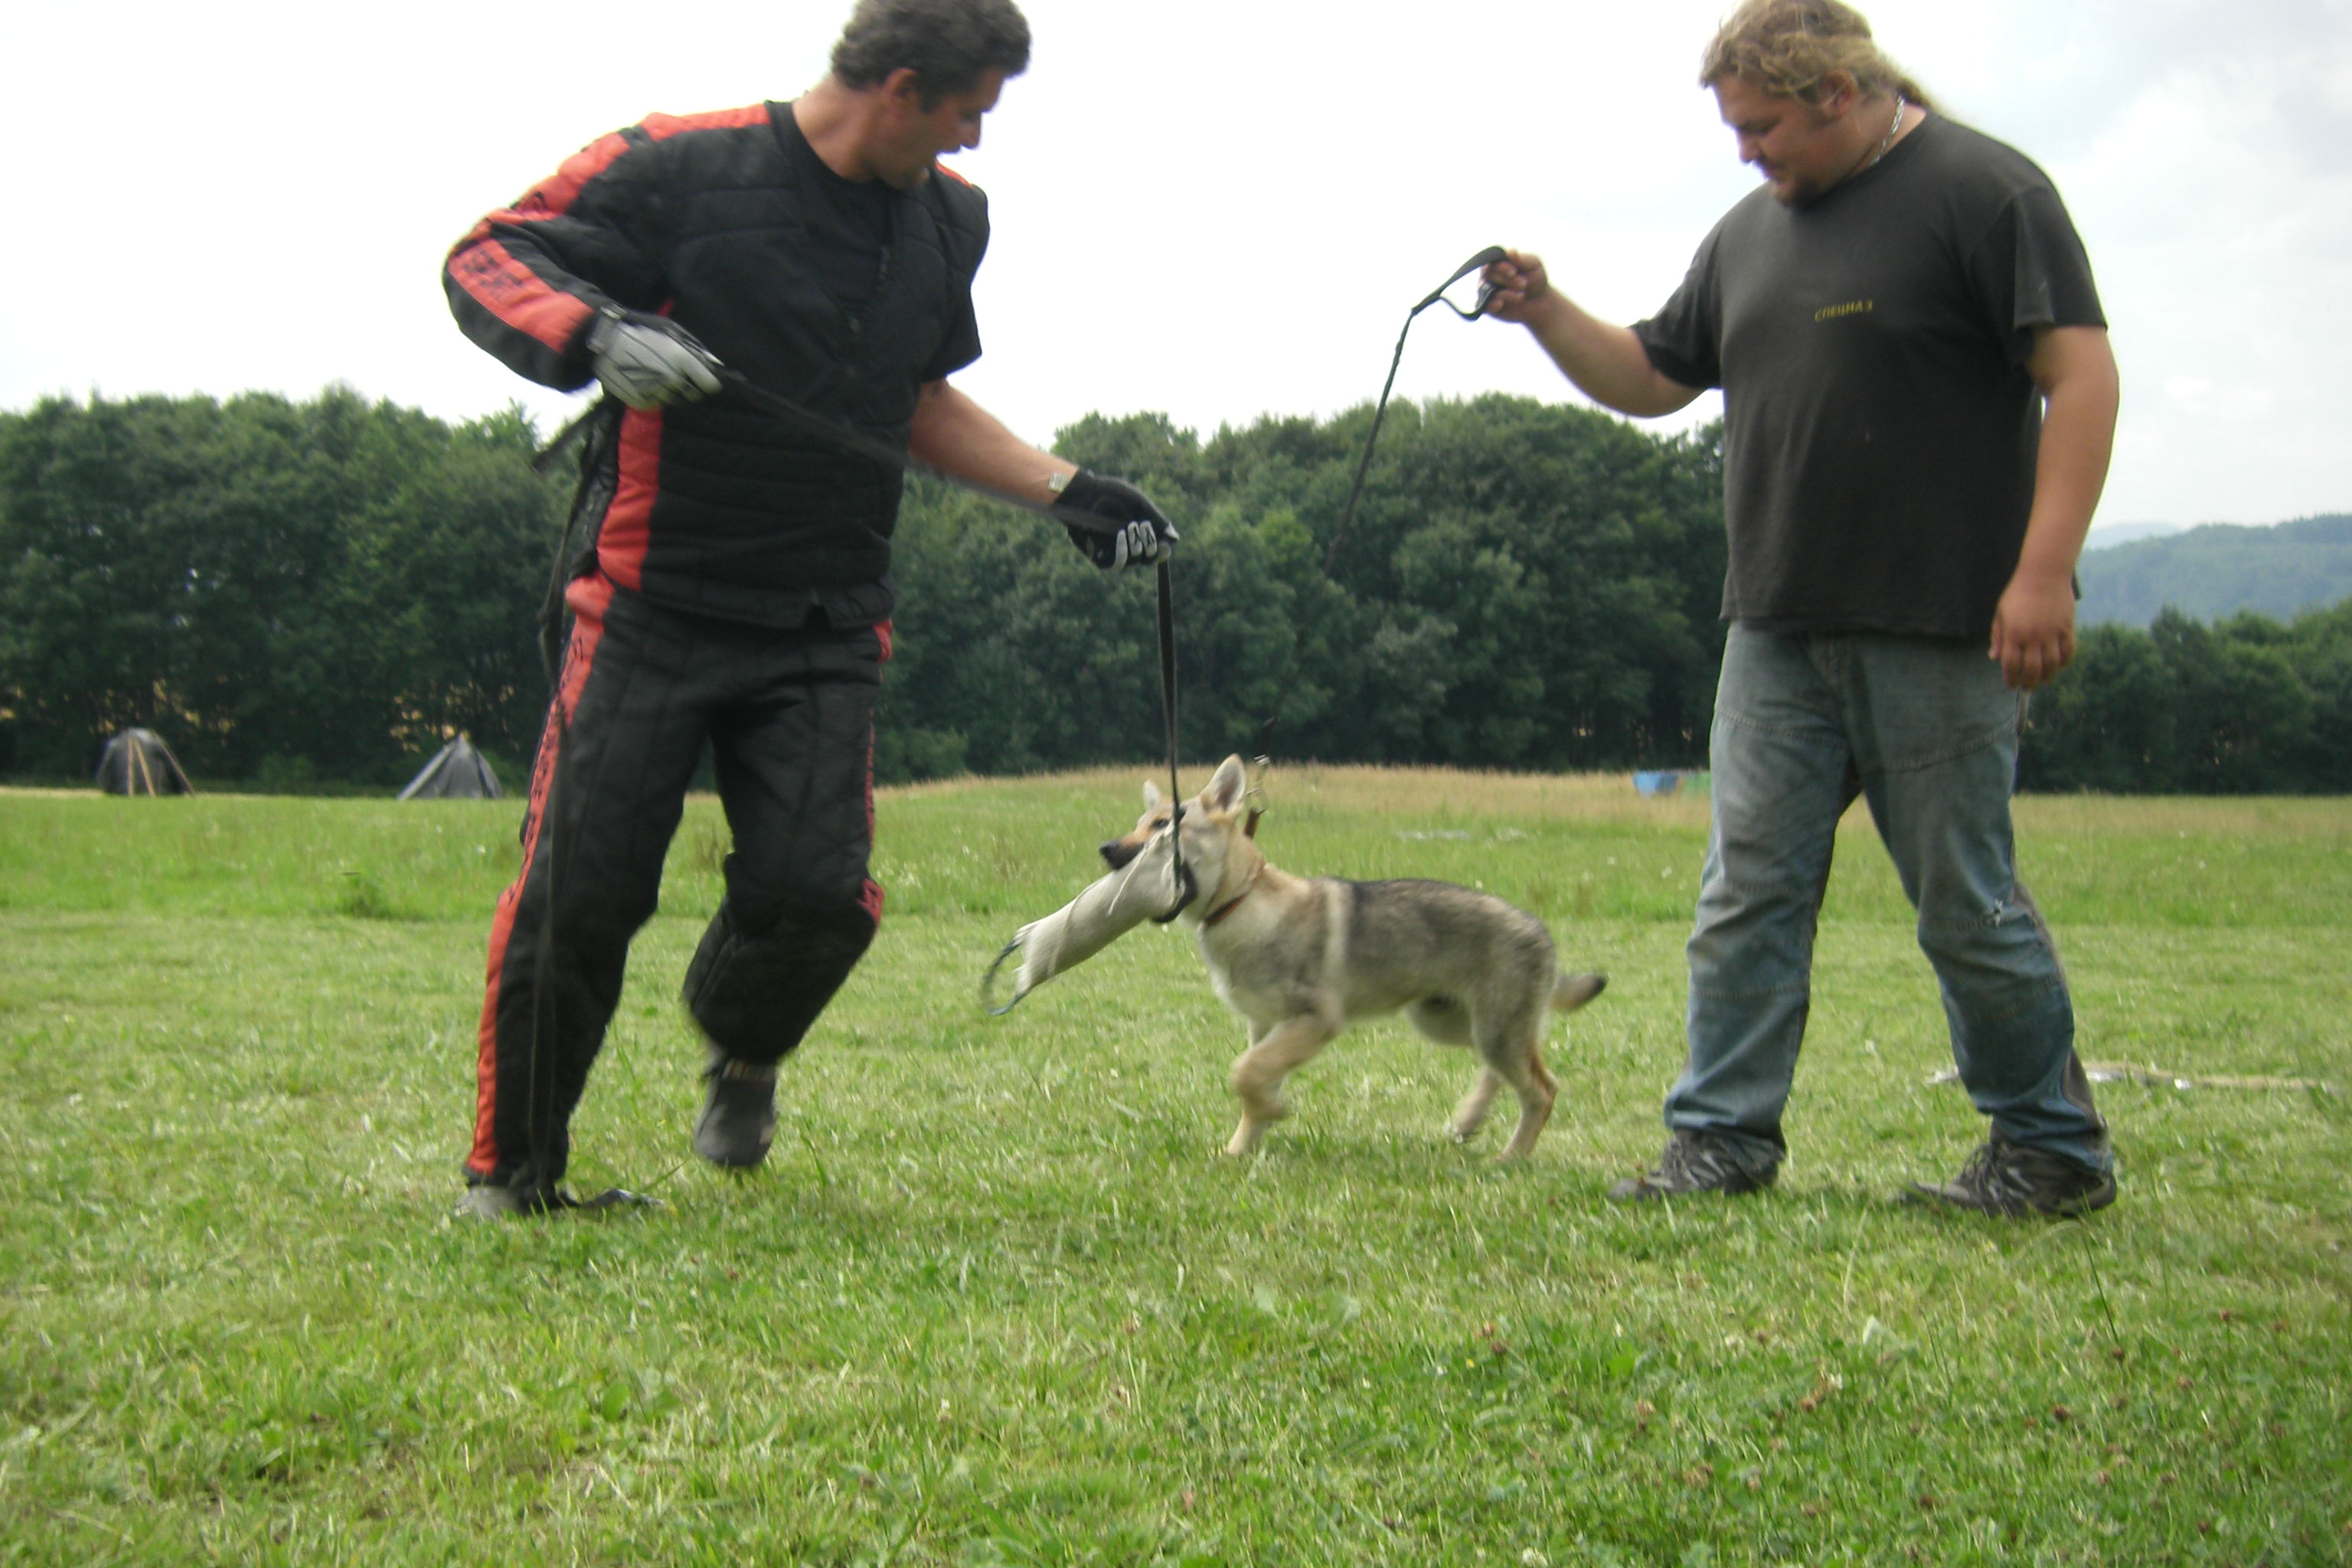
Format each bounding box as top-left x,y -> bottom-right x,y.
1870,93 -> 1908,170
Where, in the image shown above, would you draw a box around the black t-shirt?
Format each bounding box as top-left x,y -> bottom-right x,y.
776,106 -> 982,384
1633,115 -> 2105,640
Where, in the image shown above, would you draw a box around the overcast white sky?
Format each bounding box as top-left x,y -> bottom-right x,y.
8,0 -> 2348,531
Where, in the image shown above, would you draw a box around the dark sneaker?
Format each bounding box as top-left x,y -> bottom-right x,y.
1608,1129 -> 1779,1203
694,1054 -> 779,1169
451,1181 -> 658,1218
452,1178 -> 563,1220
1908,1133 -> 2115,1217
452,1183 -> 531,1220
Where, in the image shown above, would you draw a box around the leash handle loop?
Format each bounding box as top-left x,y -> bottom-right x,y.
1415,244 -> 1510,321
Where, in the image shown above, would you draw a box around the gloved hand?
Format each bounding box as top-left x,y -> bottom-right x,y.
586,310 -> 724,410
1055,470 -> 1178,570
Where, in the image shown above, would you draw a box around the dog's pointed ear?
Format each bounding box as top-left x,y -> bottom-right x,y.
1204,754 -> 1247,815
1142,779 -> 1162,812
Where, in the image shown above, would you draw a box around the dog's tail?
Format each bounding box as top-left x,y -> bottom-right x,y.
1550,972 -> 1607,1013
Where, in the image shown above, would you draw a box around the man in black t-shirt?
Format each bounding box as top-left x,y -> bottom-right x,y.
443,0 -> 1178,1217
1481,0 -> 2121,1216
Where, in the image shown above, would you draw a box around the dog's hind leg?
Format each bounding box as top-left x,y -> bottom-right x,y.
1446,1069 -> 1504,1145
1225,1017 -> 1338,1157
1413,996 -> 1510,1148
1492,1046 -> 1558,1161
1469,1005 -> 1557,1161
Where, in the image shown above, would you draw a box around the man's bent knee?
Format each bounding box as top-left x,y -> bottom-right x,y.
683,899 -> 877,1064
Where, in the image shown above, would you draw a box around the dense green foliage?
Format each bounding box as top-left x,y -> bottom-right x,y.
0,391 -> 1726,789
882,400 -> 1728,780
0,390 -> 563,787
2079,513 -> 2352,628
2020,600 -> 2352,794
5,389 -> 2346,795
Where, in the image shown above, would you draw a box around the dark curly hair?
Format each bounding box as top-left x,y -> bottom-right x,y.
830,0 -> 1032,106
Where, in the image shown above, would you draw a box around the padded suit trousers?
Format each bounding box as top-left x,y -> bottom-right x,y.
466,573 -> 887,1190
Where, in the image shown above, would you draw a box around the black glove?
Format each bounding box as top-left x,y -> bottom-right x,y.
1055,469 -> 1178,570
586,309 -> 724,410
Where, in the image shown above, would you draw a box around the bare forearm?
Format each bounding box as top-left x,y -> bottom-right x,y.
1989,325 -> 2120,690
906,381 -> 1074,507
1521,294 -> 1697,417
2016,365 -> 2118,585
1481,250 -> 1700,418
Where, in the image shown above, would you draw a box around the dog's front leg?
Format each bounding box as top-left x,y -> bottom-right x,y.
1224,1018 -> 1336,1157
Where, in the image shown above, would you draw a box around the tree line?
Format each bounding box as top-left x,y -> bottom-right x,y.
0,390 -> 559,788
2017,603 -> 2352,794
1,388 -> 2344,794
883,398 -> 1728,779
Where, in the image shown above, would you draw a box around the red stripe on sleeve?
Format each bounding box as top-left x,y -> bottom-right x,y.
448,239 -> 595,352
532,130 -> 638,216
448,128 -> 642,254
642,103 -> 772,140
457,106 -> 770,248
446,107 -> 773,352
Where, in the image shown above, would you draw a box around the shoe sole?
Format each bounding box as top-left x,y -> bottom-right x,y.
1904,1177 -> 2117,1217
694,1120 -> 776,1169
452,1187 -> 528,1220
1607,1171 -> 1774,1203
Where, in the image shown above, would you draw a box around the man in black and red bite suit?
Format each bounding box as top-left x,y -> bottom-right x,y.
445,0 -> 1175,1217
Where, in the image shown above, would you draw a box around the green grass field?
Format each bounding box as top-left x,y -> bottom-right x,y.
2,769 -> 2347,1566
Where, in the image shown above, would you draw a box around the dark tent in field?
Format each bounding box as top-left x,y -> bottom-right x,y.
399,734 -> 504,800
96,728 -> 195,795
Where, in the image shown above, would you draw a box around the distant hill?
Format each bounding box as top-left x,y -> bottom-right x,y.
2082,521 -> 2185,550
2076,514 -> 2352,627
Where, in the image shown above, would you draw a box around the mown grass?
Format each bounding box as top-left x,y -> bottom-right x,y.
1,769 -> 2346,1566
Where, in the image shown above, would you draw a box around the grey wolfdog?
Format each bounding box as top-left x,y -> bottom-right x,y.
1101,756 -> 1606,1160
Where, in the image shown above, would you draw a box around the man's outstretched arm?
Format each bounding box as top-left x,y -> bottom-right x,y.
906,379 -> 1076,504
908,381 -> 1176,571
1481,250 -> 1704,419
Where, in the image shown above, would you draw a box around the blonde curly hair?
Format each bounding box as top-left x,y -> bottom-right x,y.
1700,0 -> 1932,109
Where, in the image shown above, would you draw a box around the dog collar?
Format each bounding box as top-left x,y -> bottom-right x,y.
1200,864 -> 1263,929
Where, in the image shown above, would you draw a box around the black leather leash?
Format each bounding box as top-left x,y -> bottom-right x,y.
1250,245 -> 1506,763
1150,554 -> 1192,922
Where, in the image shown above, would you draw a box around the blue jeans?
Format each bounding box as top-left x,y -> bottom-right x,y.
1668,626 -> 2111,1174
